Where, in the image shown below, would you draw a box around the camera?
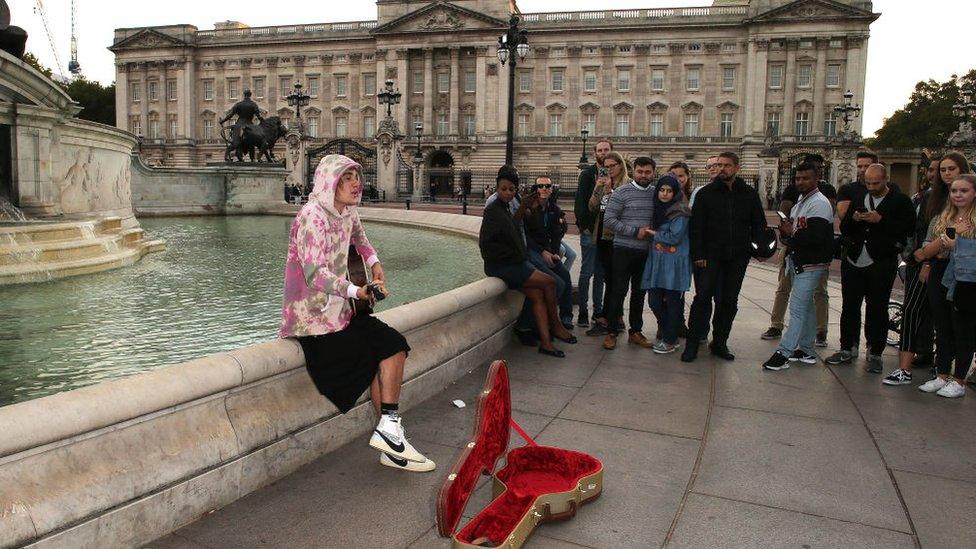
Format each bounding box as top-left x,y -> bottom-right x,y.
367,283 -> 386,302
598,167 -> 609,178
776,211 -> 788,222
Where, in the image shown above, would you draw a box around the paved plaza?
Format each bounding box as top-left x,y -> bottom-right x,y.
150,263 -> 975,549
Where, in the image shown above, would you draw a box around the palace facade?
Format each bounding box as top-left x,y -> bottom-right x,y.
110,0 -> 878,185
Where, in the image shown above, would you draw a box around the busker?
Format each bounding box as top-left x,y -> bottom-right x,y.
762,162 -> 835,371
279,154 -> 434,473
681,152 -> 767,363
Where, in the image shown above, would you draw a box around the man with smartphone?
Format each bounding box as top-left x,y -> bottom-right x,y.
761,154 -> 836,347
825,164 -> 914,372
574,140 -> 612,328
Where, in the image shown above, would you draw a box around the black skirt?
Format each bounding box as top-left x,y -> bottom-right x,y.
297,314 -> 411,413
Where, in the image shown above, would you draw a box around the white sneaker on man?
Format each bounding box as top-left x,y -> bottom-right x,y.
380,452 -> 436,472
936,380 -> 966,398
918,377 -> 949,393
370,415 -> 427,463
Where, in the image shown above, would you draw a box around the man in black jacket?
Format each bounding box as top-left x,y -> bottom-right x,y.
573,140 -> 612,327
681,152 -> 767,363
825,164 -> 914,372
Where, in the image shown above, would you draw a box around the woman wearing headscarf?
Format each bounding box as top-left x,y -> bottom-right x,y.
641,175 -> 692,354
279,154 -> 433,473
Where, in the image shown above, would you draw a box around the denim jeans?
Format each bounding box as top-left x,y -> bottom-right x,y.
560,241 -> 577,272
529,249 -> 574,325
577,231 -> 604,318
776,258 -> 822,357
649,289 -> 683,345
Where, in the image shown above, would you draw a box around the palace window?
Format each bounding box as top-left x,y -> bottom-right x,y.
227,78 -> 240,100
650,69 -> 665,91
618,69 -> 631,92
252,77 -> 264,99
148,117 -> 160,139
649,113 -> 664,137
768,65 -> 784,89
686,67 -> 700,91
720,113 -> 734,137
166,79 -> 177,101
462,114 -> 475,136
307,76 -> 319,97
464,71 -> 476,93
363,73 -> 376,96
722,67 -> 736,91
615,113 -> 630,137
766,112 -> 781,136
335,116 -> 348,137
827,64 -> 842,88
584,71 -> 597,93
797,64 -> 813,88
824,111 -> 838,137
436,112 -> 449,136
518,113 -> 530,137
549,113 -> 563,136
437,72 -> 449,94
413,70 -> 424,94
280,77 -> 292,98
363,115 -> 375,138
308,116 -> 319,138
795,112 -> 810,136
129,115 -> 141,135
131,82 -> 142,102
551,69 -> 564,92
148,80 -> 159,101
335,75 -> 348,97
684,113 -> 699,137
203,118 -> 213,140
583,113 -> 596,134
167,115 -> 178,139
519,70 -> 532,93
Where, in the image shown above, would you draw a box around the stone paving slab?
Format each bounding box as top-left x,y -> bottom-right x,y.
152,263 -> 976,548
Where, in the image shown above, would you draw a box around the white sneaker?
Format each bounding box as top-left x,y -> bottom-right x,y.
370,416 -> 427,463
936,380 -> 966,398
380,452 -> 436,472
918,377 -> 949,393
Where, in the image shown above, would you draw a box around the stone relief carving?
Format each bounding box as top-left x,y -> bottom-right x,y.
420,10 -> 465,30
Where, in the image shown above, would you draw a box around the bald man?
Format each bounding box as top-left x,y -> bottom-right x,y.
825,164 -> 914,373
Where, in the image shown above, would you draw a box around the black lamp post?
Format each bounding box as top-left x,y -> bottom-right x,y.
286,81 -> 311,132
413,123 -> 424,162
833,90 -> 861,137
497,14 -> 529,166
376,79 -> 402,120
579,127 -> 590,166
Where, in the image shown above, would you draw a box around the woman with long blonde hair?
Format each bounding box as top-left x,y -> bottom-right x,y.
586,151 -> 630,340
914,172 -> 976,397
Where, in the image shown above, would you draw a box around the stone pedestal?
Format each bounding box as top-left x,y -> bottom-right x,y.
830,137 -> 862,188
283,130 -> 307,200
374,116 -> 401,199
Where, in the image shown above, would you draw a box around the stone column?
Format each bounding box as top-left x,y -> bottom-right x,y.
449,47 -> 460,135
746,39 -> 769,137
140,62 -> 150,137
782,39 -> 797,136
813,38 -> 828,136
423,48 -> 434,133
396,49 -> 409,127
475,46 -> 487,135
182,56 -> 196,141
115,63 -> 128,130
845,35 -> 867,134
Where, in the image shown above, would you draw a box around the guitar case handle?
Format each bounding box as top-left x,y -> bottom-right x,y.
509,418 -> 537,446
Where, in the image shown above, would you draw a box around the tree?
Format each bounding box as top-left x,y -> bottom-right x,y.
17,52 -> 116,126
869,70 -> 976,149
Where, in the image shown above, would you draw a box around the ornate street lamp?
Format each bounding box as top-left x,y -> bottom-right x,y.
497,14 -> 529,166
377,79 -> 402,120
833,89 -> 861,137
579,127 -> 590,166
286,81 -> 311,132
949,87 -> 976,150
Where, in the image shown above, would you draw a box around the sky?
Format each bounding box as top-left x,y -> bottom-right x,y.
10,0 -> 974,138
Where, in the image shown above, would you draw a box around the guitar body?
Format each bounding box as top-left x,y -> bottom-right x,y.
437,361 -> 604,548
347,245 -> 373,316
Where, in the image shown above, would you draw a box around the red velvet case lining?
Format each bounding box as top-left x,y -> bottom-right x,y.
437,361 -> 603,546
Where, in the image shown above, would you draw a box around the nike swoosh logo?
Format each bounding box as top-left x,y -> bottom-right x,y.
387,454 -> 409,467
376,430 -> 405,453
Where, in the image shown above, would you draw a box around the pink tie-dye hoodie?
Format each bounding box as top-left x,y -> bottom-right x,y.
278,154 -> 378,338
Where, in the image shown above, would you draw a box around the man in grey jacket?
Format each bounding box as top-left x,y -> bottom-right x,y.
601,156 -> 657,350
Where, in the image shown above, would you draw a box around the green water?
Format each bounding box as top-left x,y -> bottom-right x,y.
0,216 -> 482,407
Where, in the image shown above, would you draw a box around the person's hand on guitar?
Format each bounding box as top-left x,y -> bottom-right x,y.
371,262 -> 385,286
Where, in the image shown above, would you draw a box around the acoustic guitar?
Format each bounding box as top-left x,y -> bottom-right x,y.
347,245 -> 373,316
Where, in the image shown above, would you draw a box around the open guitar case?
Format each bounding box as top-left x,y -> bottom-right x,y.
436,361 -> 604,548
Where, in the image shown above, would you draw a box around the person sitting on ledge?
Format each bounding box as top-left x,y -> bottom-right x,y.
278,154 -> 434,473
480,165 -> 577,358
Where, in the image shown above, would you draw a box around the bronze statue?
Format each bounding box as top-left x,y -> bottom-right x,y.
0,0 -> 29,59
219,89 -> 266,161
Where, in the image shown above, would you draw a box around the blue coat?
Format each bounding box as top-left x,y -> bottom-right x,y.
641,215 -> 692,292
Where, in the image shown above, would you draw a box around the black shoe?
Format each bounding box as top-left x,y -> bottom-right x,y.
680,345 -> 698,363
514,329 -> 538,347
710,344 -> 735,361
576,315 -> 590,328
763,352 -> 790,371
585,324 -> 609,336
760,327 -> 782,340
538,346 -> 565,358
562,321 -> 575,331
554,333 -> 578,344
788,350 -> 817,364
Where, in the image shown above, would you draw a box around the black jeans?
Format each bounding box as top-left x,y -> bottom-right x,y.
951,307 -> 976,380
898,263 -> 933,355
928,259 -> 956,376
839,258 -> 898,356
604,246 -> 648,335
596,239 -> 615,320
688,256 -> 750,348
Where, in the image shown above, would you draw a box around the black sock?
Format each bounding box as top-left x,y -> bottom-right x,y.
381,402 -> 399,420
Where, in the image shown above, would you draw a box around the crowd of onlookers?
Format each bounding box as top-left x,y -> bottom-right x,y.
478,139 -> 976,399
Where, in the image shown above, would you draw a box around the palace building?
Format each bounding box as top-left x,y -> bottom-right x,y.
110,0 -> 878,194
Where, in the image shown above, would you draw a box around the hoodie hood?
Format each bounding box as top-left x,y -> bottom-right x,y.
308,154 -> 363,217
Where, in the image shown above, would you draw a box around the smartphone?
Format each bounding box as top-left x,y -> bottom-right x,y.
947,227 -> 957,239
854,207 -> 869,214
776,211 -> 788,222
598,167 -> 609,178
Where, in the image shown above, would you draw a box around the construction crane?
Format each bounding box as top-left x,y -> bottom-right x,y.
68,0 -> 81,76
32,0 -> 81,79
